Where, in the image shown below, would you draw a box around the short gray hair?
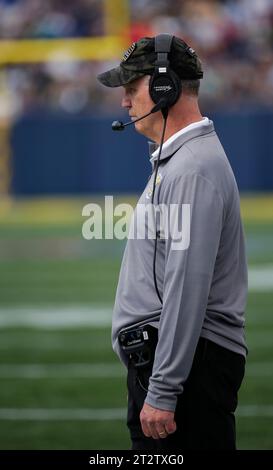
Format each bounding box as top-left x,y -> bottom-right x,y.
181,79 -> 200,96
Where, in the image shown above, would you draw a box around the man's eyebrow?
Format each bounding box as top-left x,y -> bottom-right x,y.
124,85 -> 136,91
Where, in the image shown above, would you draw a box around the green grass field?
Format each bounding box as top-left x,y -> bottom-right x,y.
0,195 -> 272,449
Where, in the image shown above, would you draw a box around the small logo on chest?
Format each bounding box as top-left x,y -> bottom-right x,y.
146,173 -> 162,199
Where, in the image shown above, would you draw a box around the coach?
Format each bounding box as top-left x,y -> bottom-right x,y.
97,34 -> 248,450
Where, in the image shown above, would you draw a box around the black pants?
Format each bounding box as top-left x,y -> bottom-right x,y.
126,334 -> 245,450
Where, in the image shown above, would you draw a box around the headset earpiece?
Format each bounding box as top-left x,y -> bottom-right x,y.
149,68 -> 181,108
149,34 -> 181,109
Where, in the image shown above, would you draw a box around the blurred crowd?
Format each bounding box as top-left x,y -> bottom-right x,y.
0,0 -> 103,38
1,0 -> 273,119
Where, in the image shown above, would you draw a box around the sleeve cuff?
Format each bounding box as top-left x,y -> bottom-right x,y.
144,392 -> 177,412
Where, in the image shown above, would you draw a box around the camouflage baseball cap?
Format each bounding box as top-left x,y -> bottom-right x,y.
97,36 -> 203,88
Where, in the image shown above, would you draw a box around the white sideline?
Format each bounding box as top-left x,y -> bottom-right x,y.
0,406 -> 271,420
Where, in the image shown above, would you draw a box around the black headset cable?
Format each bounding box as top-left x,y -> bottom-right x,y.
151,108 -> 168,304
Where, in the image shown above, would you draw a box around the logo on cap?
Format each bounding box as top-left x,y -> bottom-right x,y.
187,47 -> 195,56
122,42 -> 136,62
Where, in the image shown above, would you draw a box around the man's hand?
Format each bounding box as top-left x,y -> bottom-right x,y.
140,402 -> 177,439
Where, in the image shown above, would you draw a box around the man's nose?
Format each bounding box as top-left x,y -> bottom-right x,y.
122,95 -> 131,108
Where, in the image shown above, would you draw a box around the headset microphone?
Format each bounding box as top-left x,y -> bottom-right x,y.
112,98 -> 168,131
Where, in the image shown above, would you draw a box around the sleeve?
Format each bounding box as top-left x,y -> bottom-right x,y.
145,172 -> 224,411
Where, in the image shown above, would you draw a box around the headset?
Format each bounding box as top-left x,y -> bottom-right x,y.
112,34 -> 182,130
149,34 -> 182,112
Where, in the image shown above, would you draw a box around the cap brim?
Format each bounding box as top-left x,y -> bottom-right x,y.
97,65 -> 146,88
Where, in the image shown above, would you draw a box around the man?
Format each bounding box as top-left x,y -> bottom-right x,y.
97,35 -> 247,450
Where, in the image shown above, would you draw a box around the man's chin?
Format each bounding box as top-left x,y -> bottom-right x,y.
134,121 -> 146,135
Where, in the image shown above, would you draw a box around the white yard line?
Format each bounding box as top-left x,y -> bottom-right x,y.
246,362 -> 273,377
0,361 -> 270,378
0,408 -> 126,421
0,264 -> 271,328
237,406 -> 273,417
248,264 -> 273,291
0,363 -> 125,378
0,306 -> 112,328
0,406 -> 271,420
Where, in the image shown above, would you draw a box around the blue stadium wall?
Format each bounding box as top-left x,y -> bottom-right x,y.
11,109 -> 273,194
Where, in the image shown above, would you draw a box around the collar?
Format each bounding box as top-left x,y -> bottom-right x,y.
149,117 -> 214,164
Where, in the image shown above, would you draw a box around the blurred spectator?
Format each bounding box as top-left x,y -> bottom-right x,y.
1,0 -> 273,117
0,0 -> 103,38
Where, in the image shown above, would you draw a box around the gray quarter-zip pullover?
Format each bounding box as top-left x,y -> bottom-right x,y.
112,119 -> 248,412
